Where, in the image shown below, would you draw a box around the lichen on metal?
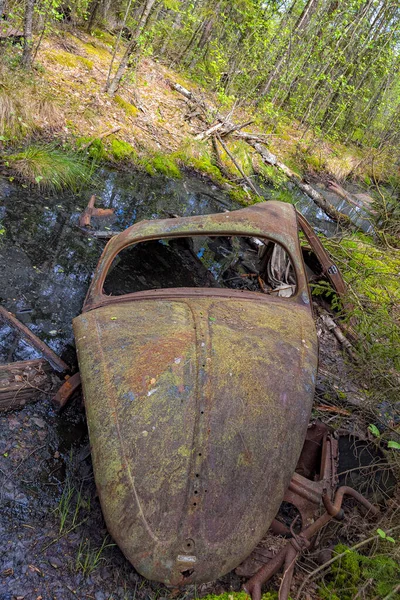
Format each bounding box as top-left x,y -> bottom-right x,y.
73,201 -> 318,587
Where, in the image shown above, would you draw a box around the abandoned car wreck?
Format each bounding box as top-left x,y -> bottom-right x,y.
70,202 -> 378,600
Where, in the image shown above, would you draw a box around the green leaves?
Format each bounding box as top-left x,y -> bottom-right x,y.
368,423 -> 380,438
377,529 -> 396,543
388,440 -> 400,450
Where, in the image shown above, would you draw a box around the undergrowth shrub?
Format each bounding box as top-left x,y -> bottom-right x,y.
319,235 -> 400,413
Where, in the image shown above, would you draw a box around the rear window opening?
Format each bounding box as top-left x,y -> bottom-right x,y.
103,235 -> 296,297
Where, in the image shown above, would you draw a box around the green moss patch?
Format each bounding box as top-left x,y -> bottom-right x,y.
45,50 -> 93,70
146,153 -> 182,178
110,138 -> 136,161
319,544 -> 400,600
91,28 -> 116,46
114,95 -> 138,117
77,137 -> 108,162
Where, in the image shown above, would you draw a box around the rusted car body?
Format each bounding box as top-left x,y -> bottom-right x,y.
73,201 -> 318,586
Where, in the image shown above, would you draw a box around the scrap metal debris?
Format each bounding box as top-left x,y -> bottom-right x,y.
79,194 -> 115,228
242,422 -> 378,600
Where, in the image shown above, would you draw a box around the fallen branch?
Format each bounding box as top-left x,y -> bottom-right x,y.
196,119 -> 255,141
315,404 -> 351,416
321,313 -> 358,362
0,359 -> 53,411
195,122 -> 224,140
0,306 -> 68,373
216,134 -> 261,197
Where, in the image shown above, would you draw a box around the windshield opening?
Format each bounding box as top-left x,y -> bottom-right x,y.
103,235 -> 297,297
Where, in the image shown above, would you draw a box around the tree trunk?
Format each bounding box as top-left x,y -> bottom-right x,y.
21,0 -> 35,68
105,0 -> 157,96
257,0 -> 320,100
86,0 -> 101,33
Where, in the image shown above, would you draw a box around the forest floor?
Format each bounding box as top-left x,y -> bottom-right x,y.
1,27 -> 394,188
0,24 -> 399,600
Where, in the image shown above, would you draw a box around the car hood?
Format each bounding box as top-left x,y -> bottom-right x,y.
73,295 -> 318,585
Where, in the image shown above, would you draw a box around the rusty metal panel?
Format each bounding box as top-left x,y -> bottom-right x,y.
83,201 -> 311,312
73,295 -> 317,585
74,201 -> 319,586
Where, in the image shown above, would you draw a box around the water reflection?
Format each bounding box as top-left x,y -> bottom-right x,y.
0,167 -> 370,362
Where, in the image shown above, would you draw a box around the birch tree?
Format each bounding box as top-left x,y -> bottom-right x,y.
105,0 -> 157,96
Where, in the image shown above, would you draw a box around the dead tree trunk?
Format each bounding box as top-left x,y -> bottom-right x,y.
0,359 -> 53,411
21,0 -> 36,68
248,141 -> 355,228
105,0 -> 157,96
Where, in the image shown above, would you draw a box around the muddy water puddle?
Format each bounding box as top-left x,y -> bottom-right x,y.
0,167 -> 359,364
0,170 -> 241,364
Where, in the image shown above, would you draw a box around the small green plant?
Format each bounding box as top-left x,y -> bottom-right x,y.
54,479 -> 90,534
75,535 -> 114,576
376,529 -> 396,543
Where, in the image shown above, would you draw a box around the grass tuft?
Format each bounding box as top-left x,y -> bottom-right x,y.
75,535 -> 114,577
6,143 -> 92,191
0,86 -> 35,140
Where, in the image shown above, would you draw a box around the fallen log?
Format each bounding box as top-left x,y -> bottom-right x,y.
0,359 -> 53,411
196,119 -> 255,141
170,81 -> 355,227
0,306 -> 68,373
195,122 -> 224,140
248,141 -> 354,228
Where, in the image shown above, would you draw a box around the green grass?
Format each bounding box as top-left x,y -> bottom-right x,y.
0,85 -> 36,141
54,479 -> 90,534
75,535 -> 114,576
6,143 -> 92,191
